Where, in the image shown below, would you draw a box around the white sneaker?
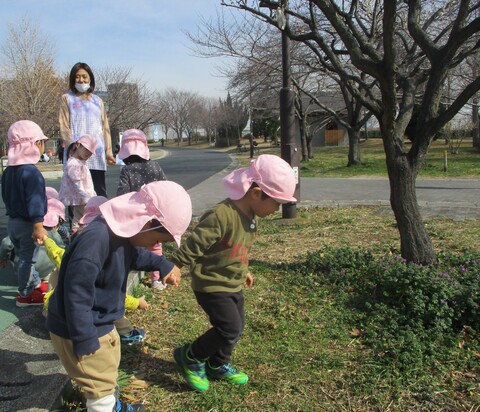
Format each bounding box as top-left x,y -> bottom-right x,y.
152,280 -> 167,291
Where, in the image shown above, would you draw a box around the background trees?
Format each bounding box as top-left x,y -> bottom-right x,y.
226,0 -> 480,264
0,17 -> 63,153
0,17 -> 244,153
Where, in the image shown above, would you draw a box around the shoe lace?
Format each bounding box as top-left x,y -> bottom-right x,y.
221,363 -> 238,375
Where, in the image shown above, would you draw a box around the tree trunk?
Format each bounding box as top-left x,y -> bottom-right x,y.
347,129 -> 361,166
386,143 -> 436,264
299,115 -> 308,162
306,134 -> 313,159
472,97 -> 479,149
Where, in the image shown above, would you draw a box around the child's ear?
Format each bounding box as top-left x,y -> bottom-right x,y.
250,187 -> 263,200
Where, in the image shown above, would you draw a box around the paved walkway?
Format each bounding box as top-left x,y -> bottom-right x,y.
0,151 -> 478,411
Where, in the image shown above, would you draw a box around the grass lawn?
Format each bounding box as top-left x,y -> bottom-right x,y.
63,138 -> 480,411
110,206 -> 480,412
234,137 -> 480,178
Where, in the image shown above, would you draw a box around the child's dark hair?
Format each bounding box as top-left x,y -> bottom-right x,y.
150,219 -> 169,234
66,142 -> 76,160
69,62 -> 95,94
248,182 -> 270,200
122,155 -> 147,166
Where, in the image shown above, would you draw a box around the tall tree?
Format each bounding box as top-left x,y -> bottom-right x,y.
187,7 -> 370,163
94,66 -> 158,145
228,0 -> 480,264
0,17 -> 63,146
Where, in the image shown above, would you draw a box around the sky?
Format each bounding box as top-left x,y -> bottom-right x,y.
0,0 -> 231,98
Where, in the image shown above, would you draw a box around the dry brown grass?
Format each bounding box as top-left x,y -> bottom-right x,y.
117,206 -> 480,411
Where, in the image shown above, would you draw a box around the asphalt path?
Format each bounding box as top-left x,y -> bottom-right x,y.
0,146 -> 232,331
0,146 -> 232,238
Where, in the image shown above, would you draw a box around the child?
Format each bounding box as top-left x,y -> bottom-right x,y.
46,180 -> 192,412
45,195 -> 150,346
58,134 -> 97,233
0,198 -> 66,282
45,186 -> 70,246
116,128 -> 168,291
171,154 -> 296,392
116,128 -> 167,196
1,120 -> 49,306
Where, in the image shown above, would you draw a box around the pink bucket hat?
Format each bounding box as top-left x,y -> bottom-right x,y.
7,120 -> 48,166
78,196 -> 108,225
77,134 -> 98,154
44,198 -> 65,227
99,181 -> 192,247
117,129 -> 150,161
46,187 -> 59,200
223,154 -> 297,203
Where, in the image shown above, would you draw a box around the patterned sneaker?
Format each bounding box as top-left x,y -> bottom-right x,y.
173,344 -> 209,392
206,362 -> 248,385
114,399 -> 145,412
120,328 -> 146,345
16,289 -> 45,307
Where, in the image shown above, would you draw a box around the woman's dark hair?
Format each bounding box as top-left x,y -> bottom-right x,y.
69,62 -> 95,94
122,155 -> 147,166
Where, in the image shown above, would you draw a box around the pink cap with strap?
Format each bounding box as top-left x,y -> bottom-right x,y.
99,181 -> 192,247
44,198 -> 66,227
117,129 -> 150,161
7,120 -> 48,166
77,134 -> 98,155
46,187 -> 59,200
223,154 -> 297,203
78,196 -> 108,225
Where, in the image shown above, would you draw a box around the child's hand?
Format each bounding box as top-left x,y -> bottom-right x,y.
245,272 -> 254,288
137,296 -> 149,310
163,266 -> 182,287
33,223 -> 48,245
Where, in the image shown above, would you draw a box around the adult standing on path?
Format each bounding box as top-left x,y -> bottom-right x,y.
59,62 -> 116,197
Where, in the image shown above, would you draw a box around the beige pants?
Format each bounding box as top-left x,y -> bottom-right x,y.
50,329 -> 120,399
113,316 -> 133,336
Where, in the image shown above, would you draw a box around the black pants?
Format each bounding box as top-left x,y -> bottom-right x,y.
89,169 -> 107,198
191,291 -> 245,366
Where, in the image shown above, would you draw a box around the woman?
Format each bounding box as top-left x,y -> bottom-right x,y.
59,62 -> 116,197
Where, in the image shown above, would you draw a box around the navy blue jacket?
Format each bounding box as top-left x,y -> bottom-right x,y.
1,165 -> 47,222
46,217 -> 174,357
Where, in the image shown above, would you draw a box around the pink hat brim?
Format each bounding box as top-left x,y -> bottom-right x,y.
99,181 -> 192,247
223,155 -> 297,203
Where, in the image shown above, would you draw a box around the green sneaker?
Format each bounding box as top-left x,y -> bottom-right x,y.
206,362 -> 248,385
173,344 -> 209,392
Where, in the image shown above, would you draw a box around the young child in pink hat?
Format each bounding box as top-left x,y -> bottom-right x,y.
1,120 -> 49,306
58,194 -> 151,345
46,180 -> 192,412
116,128 -> 168,291
59,133 -> 98,233
171,154 -> 296,392
45,187 -> 70,246
0,197 -> 66,297
43,195 -> 150,339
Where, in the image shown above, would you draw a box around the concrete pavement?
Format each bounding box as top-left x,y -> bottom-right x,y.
0,151 -> 478,411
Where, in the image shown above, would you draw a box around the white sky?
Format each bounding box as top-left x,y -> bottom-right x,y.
0,0 -> 231,98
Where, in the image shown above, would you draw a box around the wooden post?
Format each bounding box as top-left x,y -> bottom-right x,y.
443,150 -> 448,172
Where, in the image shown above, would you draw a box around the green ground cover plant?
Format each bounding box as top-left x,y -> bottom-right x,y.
56,206 -> 478,412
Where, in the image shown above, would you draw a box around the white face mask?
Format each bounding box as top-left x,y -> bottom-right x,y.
75,83 -> 91,93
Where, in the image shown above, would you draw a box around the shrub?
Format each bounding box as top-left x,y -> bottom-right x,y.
284,247 -> 480,374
